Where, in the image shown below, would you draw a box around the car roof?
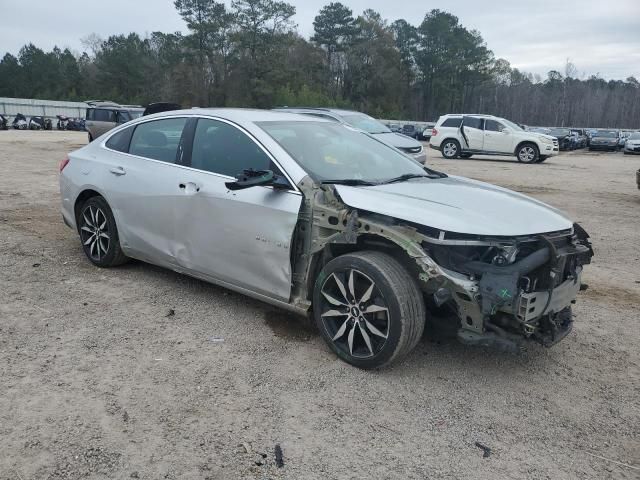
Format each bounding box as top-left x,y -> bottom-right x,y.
440,113 -> 498,119
274,107 -> 366,117
142,107 -> 331,124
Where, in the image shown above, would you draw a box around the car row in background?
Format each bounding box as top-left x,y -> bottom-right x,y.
385,121 -> 435,142
526,126 -> 640,152
0,112 -> 86,131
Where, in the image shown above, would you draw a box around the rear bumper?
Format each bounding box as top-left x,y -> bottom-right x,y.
589,144 -> 617,150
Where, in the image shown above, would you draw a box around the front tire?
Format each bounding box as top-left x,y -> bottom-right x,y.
459,153 -> 473,159
516,143 -> 539,163
441,139 -> 461,159
78,196 -> 128,268
313,251 -> 426,369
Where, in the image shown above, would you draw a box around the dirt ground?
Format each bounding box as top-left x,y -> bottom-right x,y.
1,130 -> 639,480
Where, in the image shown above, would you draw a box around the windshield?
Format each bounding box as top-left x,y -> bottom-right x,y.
501,119 -> 524,132
338,113 -> 391,134
594,130 -> 617,138
129,110 -> 143,119
258,121 -> 428,183
549,128 -> 570,136
629,132 -> 640,140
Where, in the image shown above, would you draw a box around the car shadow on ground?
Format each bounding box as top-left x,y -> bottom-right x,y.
117,258 -> 549,375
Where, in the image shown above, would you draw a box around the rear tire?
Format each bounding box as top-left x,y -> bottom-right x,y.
313,251 -> 426,369
441,139 -> 461,159
78,196 -> 128,268
516,143 -> 539,163
88,133 -> 94,143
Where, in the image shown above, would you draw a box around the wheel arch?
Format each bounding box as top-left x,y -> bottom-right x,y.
305,233 -> 425,303
514,140 -> 539,156
73,188 -> 117,233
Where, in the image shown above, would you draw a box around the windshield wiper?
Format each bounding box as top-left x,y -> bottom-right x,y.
380,170 -> 446,184
321,179 -> 378,186
380,173 -> 430,184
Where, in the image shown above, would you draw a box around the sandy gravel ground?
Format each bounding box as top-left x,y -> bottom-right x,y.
1,130 -> 639,479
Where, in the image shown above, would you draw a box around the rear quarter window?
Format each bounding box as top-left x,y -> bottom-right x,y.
105,126 -> 134,153
441,117 -> 462,128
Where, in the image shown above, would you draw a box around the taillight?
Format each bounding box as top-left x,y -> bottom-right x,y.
59,157 -> 70,172
432,128 -> 438,136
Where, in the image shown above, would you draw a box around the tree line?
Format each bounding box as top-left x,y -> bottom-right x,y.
0,0 -> 638,128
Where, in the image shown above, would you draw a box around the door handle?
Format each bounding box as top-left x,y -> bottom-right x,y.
109,166 -> 126,176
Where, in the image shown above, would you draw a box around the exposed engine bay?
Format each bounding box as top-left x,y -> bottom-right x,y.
290,178 -> 594,352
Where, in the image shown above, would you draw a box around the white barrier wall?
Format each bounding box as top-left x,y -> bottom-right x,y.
0,97 -> 87,120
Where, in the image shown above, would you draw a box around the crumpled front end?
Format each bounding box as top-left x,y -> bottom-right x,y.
417,224 -> 594,352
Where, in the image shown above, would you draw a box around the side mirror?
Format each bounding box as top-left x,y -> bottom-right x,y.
225,169 -> 291,191
501,127 -> 511,134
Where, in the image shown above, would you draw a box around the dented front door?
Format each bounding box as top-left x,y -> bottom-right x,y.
173,173 -> 301,301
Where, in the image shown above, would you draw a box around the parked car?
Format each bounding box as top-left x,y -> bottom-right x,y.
623,131 -> 640,155
387,123 -> 402,133
85,100 -> 144,142
589,130 -> 619,151
12,113 -> 28,130
618,131 -> 630,150
273,107 -> 426,164
546,128 -> 574,150
0,114 -> 8,130
429,114 -> 559,163
569,129 -> 587,149
59,109 -> 593,368
401,124 -> 420,139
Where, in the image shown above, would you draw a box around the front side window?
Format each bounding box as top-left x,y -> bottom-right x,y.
259,121 -> 427,183
93,109 -> 116,122
484,119 -> 504,132
129,118 -> 188,163
190,118 -> 272,177
117,111 -> 132,123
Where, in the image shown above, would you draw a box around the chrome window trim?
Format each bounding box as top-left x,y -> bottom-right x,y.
100,114 -> 301,195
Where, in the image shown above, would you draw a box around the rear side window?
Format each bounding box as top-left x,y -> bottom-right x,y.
441,117 -> 462,128
86,108 -> 94,121
129,118 -> 188,163
93,109 -> 116,122
463,117 -> 483,130
105,126 -> 134,153
190,118 -> 273,177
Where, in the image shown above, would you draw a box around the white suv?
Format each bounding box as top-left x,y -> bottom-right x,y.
430,114 -> 559,163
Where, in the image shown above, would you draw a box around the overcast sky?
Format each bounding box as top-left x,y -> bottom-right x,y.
1,0 -> 638,80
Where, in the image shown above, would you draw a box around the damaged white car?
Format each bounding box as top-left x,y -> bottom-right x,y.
59,109 -> 593,369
